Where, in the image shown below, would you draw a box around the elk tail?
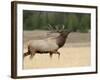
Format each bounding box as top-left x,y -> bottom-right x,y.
23,46 -> 31,57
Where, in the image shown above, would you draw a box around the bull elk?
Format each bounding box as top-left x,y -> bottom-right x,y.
24,24 -> 71,59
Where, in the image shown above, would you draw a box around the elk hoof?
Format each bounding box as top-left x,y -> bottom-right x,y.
57,52 -> 60,59
49,53 -> 53,58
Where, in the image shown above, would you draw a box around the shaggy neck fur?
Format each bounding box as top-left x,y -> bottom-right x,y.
56,32 -> 70,48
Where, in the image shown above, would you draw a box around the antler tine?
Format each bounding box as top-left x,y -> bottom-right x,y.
55,25 -> 63,33
48,24 -> 57,33
48,24 -> 53,30
48,24 -> 52,28
55,25 -> 59,31
62,25 -> 65,30
60,24 -> 65,32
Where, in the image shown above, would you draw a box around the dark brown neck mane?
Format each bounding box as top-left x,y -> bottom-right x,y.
56,32 -> 70,48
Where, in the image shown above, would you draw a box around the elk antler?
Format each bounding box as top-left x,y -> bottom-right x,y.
48,24 -> 53,30
48,24 -> 59,32
48,24 -> 71,33
55,24 -> 65,33
62,25 -> 65,30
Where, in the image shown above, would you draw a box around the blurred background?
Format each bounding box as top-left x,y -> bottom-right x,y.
23,10 -> 91,32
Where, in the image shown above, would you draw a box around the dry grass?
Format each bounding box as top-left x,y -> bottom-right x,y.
23,30 -> 91,69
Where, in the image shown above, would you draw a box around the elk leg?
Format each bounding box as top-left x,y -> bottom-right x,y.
57,52 -> 60,59
23,46 -> 31,57
23,51 -> 30,57
49,52 -> 53,58
30,49 -> 36,59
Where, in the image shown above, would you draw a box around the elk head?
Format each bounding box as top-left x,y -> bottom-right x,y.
48,24 -> 71,48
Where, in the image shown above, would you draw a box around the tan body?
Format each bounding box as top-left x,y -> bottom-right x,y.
23,25 -> 71,59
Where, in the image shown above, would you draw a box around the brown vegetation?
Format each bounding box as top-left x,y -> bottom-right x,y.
23,30 -> 90,69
